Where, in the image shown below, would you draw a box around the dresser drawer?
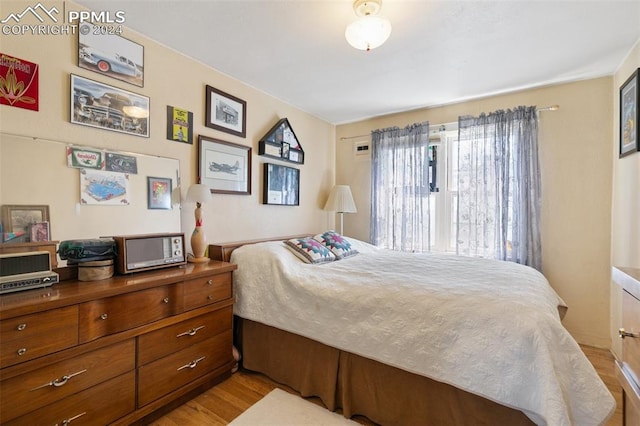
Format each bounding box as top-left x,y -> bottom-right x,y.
138,329 -> 232,406
0,306 -> 78,368
183,272 -> 232,311
138,305 -> 232,366
79,286 -> 174,343
4,371 -> 135,426
0,339 -> 134,422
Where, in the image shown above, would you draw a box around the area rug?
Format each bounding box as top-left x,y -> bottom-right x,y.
229,388 -> 358,425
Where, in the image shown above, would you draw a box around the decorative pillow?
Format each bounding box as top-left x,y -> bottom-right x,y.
313,231 -> 359,259
284,237 -> 336,264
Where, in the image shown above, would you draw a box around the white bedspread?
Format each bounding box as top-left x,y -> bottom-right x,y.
231,239 -> 615,426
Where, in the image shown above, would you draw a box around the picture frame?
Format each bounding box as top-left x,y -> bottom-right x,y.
30,221 -> 50,242
166,105 -> 193,144
620,68 -> 639,158
198,135 -> 252,195
1,204 -> 50,234
71,74 -> 150,138
78,22 -> 144,87
147,177 -> 173,210
263,163 -> 300,206
258,118 -> 304,164
205,85 -> 246,138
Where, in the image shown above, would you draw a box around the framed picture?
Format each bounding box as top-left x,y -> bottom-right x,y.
198,135 -> 251,195
263,163 -> 299,206
1,204 -> 50,234
30,221 -> 50,242
71,74 -> 150,138
147,177 -> 173,210
205,85 -> 246,138
258,118 -> 304,164
166,105 -> 193,144
620,68 -> 639,157
78,22 -> 144,87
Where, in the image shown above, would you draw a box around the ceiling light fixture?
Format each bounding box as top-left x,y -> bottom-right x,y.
345,0 -> 392,52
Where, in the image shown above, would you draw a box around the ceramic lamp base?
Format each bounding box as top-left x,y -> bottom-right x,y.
188,256 -> 210,264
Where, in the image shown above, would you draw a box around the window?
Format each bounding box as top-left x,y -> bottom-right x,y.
428,128 -> 458,252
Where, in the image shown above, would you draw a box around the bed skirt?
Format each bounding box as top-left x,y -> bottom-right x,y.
237,317 -> 534,426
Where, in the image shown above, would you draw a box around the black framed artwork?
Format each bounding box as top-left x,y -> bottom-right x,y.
258,118 -> 304,164
263,163 -> 299,206
198,135 -> 251,195
620,68 -> 639,158
205,85 -> 246,138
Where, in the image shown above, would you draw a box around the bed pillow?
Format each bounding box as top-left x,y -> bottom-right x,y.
313,231 -> 359,259
284,237 -> 336,264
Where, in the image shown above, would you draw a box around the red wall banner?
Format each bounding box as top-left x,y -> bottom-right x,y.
0,53 -> 39,111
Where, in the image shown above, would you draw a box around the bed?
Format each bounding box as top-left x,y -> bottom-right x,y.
209,233 -> 615,425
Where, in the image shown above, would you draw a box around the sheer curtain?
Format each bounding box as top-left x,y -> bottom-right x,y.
370,122 -> 431,252
456,106 -> 542,270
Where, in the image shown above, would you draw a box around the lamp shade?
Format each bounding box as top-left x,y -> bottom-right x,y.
324,185 -> 357,213
186,183 -> 212,204
345,15 -> 392,51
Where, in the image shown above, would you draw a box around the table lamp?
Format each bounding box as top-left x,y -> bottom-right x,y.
323,185 -> 357,235
186,183 -> 212,263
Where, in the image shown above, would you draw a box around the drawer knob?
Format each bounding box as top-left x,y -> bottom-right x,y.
16,323 -> 27,331
58,411 -> 86,425
619,328 -> 638,339
163,297 -> 170,304
208,295 -> 213,300
177,356 -> 206,371
176,325 -> 205,338
100,313 -> 108,320
17,348 -> 27,356
31,369 -> 88,391
207,279 -> 213,285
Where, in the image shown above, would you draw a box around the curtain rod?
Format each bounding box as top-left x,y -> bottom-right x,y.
339,105 -> 559,141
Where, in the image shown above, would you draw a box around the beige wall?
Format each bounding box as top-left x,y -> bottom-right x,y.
610,40 -> 640,359
0,1 -> 336,251
336,78 -> 614,348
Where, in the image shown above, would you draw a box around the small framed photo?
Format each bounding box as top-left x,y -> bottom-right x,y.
147,177 -> 172,210
281,142 -> 290,160
205,85 -> 246,138
1,204 -> 50,234
620,68 -> 639,158
30,221 -> 50,242
167,105 -> 193,144
263,163 -> 299,206
199,135 -> 251,195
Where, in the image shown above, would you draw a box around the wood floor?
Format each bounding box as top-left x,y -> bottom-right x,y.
150,345 -> 622,426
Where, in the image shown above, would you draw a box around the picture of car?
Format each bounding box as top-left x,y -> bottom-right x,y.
79,47 -> 142,79
71,74 -> 149,137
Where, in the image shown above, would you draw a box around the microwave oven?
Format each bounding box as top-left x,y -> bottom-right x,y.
111,233 -> 186,274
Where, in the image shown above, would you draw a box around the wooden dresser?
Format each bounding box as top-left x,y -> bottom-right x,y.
0,261 -> 236,425
614,266 -> 640,426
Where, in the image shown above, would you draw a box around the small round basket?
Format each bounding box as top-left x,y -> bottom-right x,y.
78,259 -> 114,282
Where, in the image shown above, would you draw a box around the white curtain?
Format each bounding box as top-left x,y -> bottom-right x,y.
456,106 -> 542,270
370,122 -> 431,252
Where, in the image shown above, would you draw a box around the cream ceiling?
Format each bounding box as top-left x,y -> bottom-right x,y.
77,0 -> 640,124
